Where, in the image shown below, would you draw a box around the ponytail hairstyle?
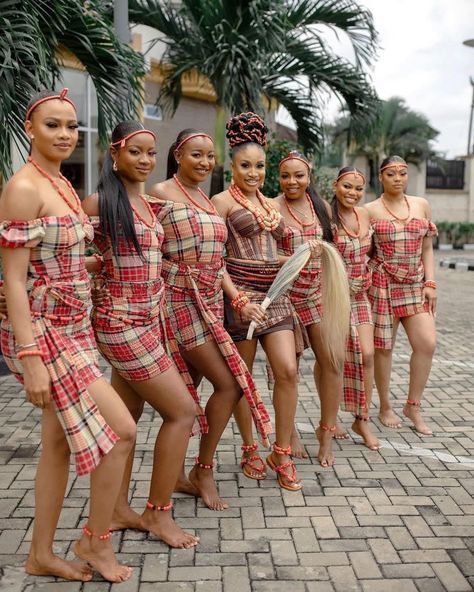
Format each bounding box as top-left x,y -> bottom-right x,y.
318,241 -> 351,371
279,151 -> 333,243
98,120 -> 155,260
332,166 -> 366,228
166,128 -> 214,179
226,112 -> 268,159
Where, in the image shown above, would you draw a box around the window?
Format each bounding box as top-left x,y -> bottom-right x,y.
144,103 -> 163,121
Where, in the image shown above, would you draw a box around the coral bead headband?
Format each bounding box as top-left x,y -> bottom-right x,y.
380,163 -> 407,173
110,128 -> 156,149
175,133 -> 213,152
25,88 -> 76,122
336,169 -> 366,185
279,152 -> 310,171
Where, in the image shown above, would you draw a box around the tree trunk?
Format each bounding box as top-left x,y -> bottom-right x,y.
210,104 -> 226,197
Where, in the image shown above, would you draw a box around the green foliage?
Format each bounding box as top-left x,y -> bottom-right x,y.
0,0 -> 146,178
329,97 -> 439,191
129,0 -> 380,156
314,166 -> 339,202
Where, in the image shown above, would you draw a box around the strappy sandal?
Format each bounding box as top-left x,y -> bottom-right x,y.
240,443 -> 267,480
266,443 -> 302,492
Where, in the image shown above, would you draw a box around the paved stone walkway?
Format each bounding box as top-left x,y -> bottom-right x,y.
0,255 -> 473,592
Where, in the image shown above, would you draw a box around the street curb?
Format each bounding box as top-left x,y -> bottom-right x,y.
439,260 -> 474,271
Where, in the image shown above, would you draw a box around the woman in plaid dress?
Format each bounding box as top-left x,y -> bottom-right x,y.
82,121 -> 203,549
365,156 -> 437,435
214,114 -> 335,489
148,129 -> 271,511
274,153 -> 352,467
333,167 -> 380,451
0,91 -> 136,583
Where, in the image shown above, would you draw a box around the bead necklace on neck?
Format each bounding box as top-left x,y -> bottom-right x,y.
228,183 -> 281,231
284,192 -> 316,228
338,207 -> 360,238
173,174 -> 217,215
381,193 -> 411,222
28,156 -> 81,214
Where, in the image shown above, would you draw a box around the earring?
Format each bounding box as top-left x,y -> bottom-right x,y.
113,161 -> 118,172
30,136 -> 35,141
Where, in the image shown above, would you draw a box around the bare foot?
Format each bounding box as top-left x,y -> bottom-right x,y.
403,403 -> 433,435
333,423 -> 349,440
290,429 -> 308,459
351,419 -> 381,450
188,465 -> 228,511
241,448 -> 267,479
174,475 -> 199,496
142,507 -> 199,548
316,428 -> 335,467
378,408 -> 402,428
26,554 -> 92,582
110,505 -> 144,532
74,535 -> 133,583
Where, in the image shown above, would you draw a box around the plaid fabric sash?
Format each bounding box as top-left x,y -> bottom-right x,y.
94,276 -> 208,437
161,258 -> 272,446
370,258 -> 423,285
29,271 -> 119,476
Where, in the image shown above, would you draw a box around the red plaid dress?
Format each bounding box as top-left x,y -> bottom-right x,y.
90,205 -> 207,436
335,228 -> 373,326
277,221 -> 323,327
0,215 -> 118,476
335,228 -> 373,416
368,218 -> 437,350
147,197 -> 272,446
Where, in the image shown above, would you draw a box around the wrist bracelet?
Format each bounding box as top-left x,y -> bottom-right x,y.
17,349 -> 44,360
16,342 -> 37,352
231,291 -> 250,314
423,280 -> 437,289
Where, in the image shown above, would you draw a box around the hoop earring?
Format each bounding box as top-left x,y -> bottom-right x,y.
113,161 -> 118,172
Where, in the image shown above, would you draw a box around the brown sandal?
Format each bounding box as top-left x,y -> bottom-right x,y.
240,443 -> 267,480
266,443 -> 302,492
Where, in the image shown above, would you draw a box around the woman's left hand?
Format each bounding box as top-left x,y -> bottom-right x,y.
308,239 -> 322,260
240,302 -> 268,325
90,277 -> 108,306
423,286 -> 437,316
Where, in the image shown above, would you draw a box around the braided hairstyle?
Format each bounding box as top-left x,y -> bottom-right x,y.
332,166 -> 366,229
97,120 -> 151,260
226,112 -> 268,158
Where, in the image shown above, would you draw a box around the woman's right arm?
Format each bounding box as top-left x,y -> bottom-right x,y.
0,181 -> 51,408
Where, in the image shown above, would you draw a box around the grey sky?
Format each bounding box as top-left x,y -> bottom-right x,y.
361,0 -> 474,157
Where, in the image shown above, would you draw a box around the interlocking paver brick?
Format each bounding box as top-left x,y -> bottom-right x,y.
1,252 -> 474,591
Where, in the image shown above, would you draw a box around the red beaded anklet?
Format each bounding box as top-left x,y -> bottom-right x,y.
82,524 -> 112,541
146,500 -> 173,512
354,415 -> 370,422
241,443 -> 259,453
272,443 -> 292,456
195,457 -> 214,470
406,399 -> 421,407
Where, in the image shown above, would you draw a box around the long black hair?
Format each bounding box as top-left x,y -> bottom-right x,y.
332,166 -> 366,229
166,128 -> 202,179
97,121 -> 148,260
